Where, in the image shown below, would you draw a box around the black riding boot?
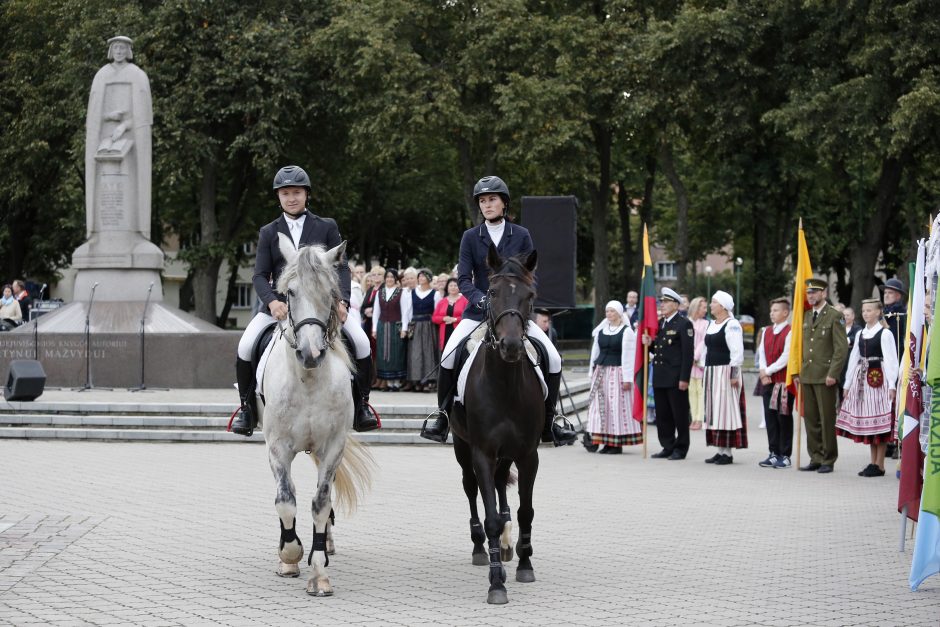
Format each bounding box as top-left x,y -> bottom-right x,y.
420,366 -> 455,443
542,372 -> 577,446
231,358 -> 257,437
352,356 -> 380,432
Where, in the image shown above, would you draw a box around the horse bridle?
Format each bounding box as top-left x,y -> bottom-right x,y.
485,274 -> 531,345
281,290 -> 338,351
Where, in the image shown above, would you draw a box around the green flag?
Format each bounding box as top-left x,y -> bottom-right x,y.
924,287 -> 940,517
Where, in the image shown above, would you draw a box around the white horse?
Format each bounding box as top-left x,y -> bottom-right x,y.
259,234 -> 374,596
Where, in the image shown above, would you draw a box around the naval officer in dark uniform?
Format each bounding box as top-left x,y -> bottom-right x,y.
643,287 -> 695,460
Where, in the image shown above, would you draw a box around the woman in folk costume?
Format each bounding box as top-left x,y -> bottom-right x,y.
371,268 -> 408,390
403,268 -> 442,392
700,290 -> 748,465
586,301 -> 641,454
835,298 -> 899,477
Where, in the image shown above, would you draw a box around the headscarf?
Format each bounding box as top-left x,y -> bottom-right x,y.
593,300 -> 626,336
712,290 -> 734,314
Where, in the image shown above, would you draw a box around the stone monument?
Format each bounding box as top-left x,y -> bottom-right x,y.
71,35 -> 166,301
0,36 -> 239,388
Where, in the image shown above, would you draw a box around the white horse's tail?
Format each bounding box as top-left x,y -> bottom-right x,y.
311,434 -> 374,516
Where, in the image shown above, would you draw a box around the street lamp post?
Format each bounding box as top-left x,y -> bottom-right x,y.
705,265 -> 713,320
735,257 -> 744,312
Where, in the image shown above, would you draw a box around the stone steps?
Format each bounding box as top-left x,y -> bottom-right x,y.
0,379 -> 591,444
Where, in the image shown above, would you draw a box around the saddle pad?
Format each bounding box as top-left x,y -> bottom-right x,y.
256,332 -> 278,397
455,341 -> 547,405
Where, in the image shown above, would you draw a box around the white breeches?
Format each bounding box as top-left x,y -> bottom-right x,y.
440,318 -> 561,372
237,310 -> 371,361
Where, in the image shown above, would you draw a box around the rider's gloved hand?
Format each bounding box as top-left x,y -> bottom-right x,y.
477,295 -> 488,312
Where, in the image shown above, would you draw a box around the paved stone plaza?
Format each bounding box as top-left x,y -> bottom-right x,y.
2,399 -> 939,626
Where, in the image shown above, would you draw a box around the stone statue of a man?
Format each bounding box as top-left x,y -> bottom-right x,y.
72,36 -> 163,301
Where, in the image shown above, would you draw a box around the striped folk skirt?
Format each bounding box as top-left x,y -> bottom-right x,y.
376,321 -> 407,380
836,361 -> 894,444
407,320 -> 440,383
704,365 -> 748,449
587,365 -> 643,446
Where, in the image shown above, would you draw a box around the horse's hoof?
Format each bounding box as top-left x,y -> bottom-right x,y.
306,577 -> 333,597
279,540 -> 304,565
487,588 -> 509,605
500,545 -> 514,562
472,551 -> 488,566
277,562 -> 300,578
516,568 -> 535,583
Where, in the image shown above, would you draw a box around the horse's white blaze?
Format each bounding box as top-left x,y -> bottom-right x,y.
500,520 -> 512,549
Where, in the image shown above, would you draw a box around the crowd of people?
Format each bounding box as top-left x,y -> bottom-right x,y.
0,280 -> 32,330
583,277 -> 911,478
350,264 -> 466,393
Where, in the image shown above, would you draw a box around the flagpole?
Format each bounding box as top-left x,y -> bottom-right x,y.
642,332 -> 649,460
795,383 -> 803,469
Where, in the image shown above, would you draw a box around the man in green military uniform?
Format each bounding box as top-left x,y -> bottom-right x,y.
793,277 -> 849,473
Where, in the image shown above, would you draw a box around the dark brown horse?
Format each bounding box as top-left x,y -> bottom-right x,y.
449,244 -> 544,605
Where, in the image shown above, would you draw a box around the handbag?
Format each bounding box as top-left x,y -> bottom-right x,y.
866,367 -> 884,388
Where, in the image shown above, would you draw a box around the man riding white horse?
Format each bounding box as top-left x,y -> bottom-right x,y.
420,175 -> 577,446
231,165 -> 379,436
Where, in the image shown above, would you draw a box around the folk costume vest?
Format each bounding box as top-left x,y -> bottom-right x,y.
595,327 -> 626,367
763,324 -> 791,384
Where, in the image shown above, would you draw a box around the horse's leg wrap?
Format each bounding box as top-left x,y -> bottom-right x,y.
516,532 -> 533,558
308,530 -> 330,567
279,519 -> 300,552
470,518 -> 485,545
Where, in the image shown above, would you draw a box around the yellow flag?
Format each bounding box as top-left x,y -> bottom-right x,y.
786,219 -> 814,387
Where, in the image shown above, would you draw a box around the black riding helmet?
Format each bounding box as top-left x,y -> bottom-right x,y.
473,175 -> 510,206
273,165 -> 312,192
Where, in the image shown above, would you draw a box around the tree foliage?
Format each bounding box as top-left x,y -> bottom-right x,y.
2,0 -> 938,327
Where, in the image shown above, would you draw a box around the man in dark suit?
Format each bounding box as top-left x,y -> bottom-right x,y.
420,175 -> 577,446
230,165 -> 378,436
644,287 -> 694,460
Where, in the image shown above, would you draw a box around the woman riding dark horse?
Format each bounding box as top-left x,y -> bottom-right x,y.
450,244 -> 547,604
421,175 -> 576,447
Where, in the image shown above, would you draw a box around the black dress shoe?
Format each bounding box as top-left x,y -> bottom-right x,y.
714,454 -> 733,465
817,464 -> 834,474
705,453 -> 721,464
667,451 -> 686,460
650,450 -> 672,459
599,446 -> 622,455
858,464 -> 876,477
420,410 -> 450,443
799,463 -> 821,471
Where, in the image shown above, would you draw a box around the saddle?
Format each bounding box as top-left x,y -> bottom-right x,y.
251,321 -> 356,401
453,325 -> 550,404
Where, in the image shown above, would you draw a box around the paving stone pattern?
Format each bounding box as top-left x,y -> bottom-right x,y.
1,429 -> 939,625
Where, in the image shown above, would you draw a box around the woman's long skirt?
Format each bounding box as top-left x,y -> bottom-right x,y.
704,365 -> 748,449
407,320 -> 440,384
587,365 -> 643,446
376,321 -> 407,380
836,360 -> 894,444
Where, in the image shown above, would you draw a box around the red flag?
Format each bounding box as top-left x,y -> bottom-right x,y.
899,246 -> 926,521
632,225 -> 658,422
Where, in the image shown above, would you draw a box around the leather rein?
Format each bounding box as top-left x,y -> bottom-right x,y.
282,289 -> 338,351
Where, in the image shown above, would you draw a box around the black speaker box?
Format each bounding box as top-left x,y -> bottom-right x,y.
520,196 -> 578,309
5,359 -> 46,402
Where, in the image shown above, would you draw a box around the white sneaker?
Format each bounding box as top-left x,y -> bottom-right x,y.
758,454 -> 778,468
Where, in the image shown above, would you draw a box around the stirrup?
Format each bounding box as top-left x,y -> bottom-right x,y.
420,409 -> 450,444
549,414 -> 577,447
230,404 -> 255,437
354,402 -> 381,433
